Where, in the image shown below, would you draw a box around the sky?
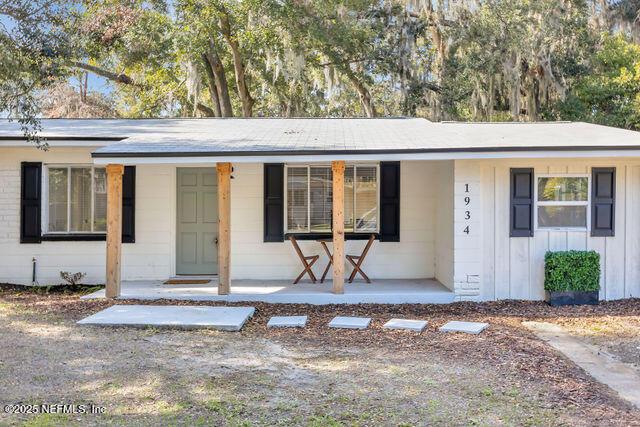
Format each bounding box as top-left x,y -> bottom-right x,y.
69,75 -> 114,96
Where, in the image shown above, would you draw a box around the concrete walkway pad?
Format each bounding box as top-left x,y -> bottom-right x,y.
329,316 -> 371,329
383,318 -> 428,332
77,305 -> 255,331
439,320 -> 489,334
525,321 -> 640,409
267,316 -> 308,328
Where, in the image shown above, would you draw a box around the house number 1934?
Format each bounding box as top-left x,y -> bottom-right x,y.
463,183 -> 471,234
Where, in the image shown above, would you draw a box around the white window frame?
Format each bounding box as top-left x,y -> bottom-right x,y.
534,173 -> 591,232
283,163 -> 381,234
42,164 -> 107,234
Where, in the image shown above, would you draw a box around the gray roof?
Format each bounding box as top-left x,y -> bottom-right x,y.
1,118 -> 640,157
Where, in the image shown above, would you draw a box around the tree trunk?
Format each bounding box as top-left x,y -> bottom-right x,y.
219,13 -> 254,117
201,53 -> 222,117
423,2 -> 447,121
196,102 -> 216,117
205,39 -> 233,117
344,69 -> 376,118
79,72 -> 88,102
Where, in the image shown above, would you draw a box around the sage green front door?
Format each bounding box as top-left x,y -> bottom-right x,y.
176,168 -> 218,275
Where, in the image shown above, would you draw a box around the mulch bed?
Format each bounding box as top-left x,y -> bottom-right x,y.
2,284 -> 640,425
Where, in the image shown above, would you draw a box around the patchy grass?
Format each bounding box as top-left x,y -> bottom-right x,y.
0,286 -> 639,425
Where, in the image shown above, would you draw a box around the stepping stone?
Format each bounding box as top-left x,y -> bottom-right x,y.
383,318 -> 428,332
267,315 -> 308,328
439,320 -> 489,335
328,316 -> 371,330
77,305 -> 255,331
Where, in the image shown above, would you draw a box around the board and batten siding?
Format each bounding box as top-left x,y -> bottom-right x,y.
478,158 -> 640,301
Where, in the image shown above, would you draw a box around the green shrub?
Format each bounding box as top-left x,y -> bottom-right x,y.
544,250 -> 600,292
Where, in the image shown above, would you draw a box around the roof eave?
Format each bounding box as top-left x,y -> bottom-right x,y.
91,146 -> 640,165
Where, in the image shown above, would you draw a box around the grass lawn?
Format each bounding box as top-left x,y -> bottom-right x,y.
0,286 -> 639,426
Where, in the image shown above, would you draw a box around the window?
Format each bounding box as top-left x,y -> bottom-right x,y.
536,175 -> 589,229
45,166 -> 107,234
285,164 -> 379,233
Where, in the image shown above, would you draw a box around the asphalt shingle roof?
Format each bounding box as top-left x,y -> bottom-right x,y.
1,118 -> 639,157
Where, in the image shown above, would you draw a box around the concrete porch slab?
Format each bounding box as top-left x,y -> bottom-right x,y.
82,279 -> 455,305
383,318 -> 428,332
328,316 -> 371,329
439,320 -> 489,334
77,305 -> 255,331
267,315 -> 308,328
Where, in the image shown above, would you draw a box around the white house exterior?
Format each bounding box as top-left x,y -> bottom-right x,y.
1,118 -> 640,302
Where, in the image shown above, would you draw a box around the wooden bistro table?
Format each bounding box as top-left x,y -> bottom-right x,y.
317,234 -> 376,283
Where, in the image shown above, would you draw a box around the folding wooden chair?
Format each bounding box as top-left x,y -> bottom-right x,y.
347,234 -> 376,283
289,236 -> 319,284
318,239 -> 333,283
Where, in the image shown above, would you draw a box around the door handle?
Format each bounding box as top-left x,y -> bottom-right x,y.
214,237 -> 219,246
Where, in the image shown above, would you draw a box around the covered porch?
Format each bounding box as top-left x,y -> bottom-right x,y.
98,158 -> 455,300
83,278 -> 455,304
93,120 -> 458,302
102,161 -> 366,298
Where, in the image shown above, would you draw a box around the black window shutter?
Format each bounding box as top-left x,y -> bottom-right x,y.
591,167 -> 615,237
510,168 -> 534,237
20,162 -> 42,243
264,163 -> 284,242
379,161 -> 400,242
122,166 -> 136,243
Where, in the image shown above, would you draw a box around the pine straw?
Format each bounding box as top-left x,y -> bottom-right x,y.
2,286 -> 640,425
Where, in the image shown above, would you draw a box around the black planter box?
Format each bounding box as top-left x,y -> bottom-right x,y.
545,290 -> 599,306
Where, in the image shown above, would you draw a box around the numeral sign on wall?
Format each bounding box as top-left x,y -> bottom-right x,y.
463,183 -> 471,234
453,160 -> 482,299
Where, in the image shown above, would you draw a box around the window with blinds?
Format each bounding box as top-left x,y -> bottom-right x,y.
45,166 -> 107,234
285,164 -> 378,233
355,166 -> 377,232
286,167 -> 308,232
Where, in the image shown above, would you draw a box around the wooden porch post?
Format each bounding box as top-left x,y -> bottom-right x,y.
105,164 -> 124,298
332,161 -> 345,294
217,162 -> 232,295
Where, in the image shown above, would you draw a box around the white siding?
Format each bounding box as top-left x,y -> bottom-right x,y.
434,161 -> 454,290
0,147 -> 174,284
452,161 -> 483,300
479,158 -> 640,301
0,147 -> 449,284
230,161 -> 445,280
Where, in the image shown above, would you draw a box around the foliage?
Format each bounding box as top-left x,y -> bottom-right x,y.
0,0 -> 75,144
544,250 -> 600,292
443,0 -> 594,121
60,271 -> 87,286
557,34 -> 640,130
76,0 -> 181,117
3,0 -> 640,128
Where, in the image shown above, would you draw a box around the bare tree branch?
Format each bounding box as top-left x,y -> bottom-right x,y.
69,61 -> 138,86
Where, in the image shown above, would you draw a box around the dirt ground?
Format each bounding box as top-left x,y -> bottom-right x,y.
1,286 -> 639,426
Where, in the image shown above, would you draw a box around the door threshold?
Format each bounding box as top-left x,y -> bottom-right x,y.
172,275 -> 218,279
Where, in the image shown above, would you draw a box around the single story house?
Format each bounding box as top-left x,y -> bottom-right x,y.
1,118 -> 640,302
